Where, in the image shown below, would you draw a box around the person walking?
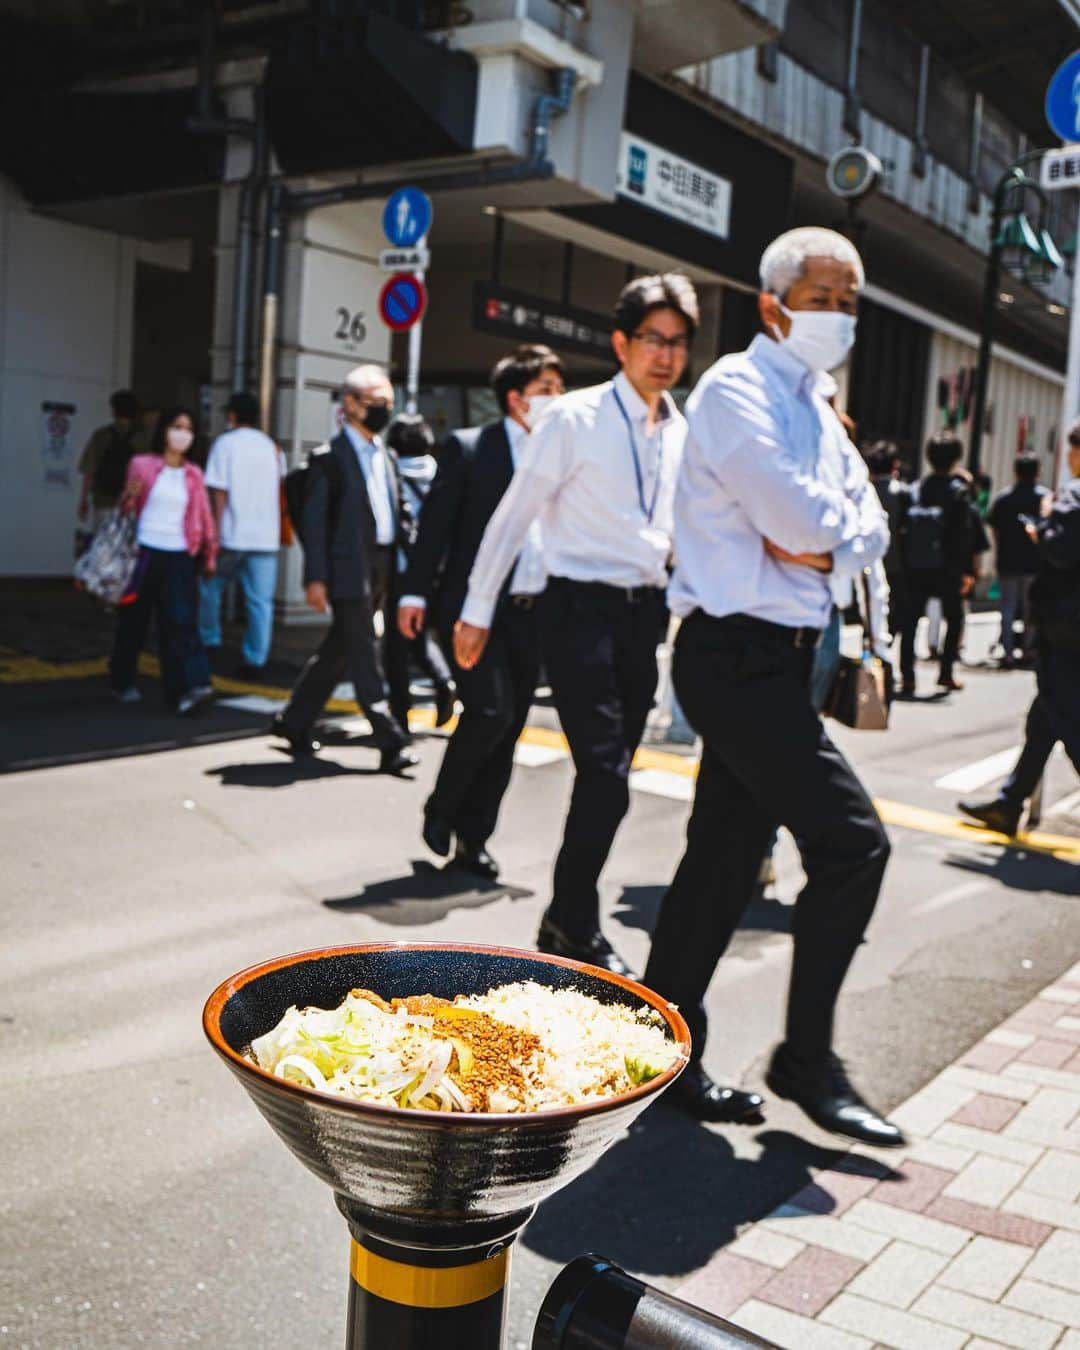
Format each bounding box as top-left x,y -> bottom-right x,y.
109,406 -> 217,714
198,391 -> 285,676
78,390 -> 138,532
867,441 -> 911,650
959,424 -> 1080,834
398,345 -> 566,880
898,433 -> 985,695
385,412 -> 457,732
270,364 -> 416,774
455,277 -> 696,969
642,228 -> 901,1144
988,453 -> 1049,668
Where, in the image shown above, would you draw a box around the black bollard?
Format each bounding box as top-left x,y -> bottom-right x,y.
533,1255 -> 781,1350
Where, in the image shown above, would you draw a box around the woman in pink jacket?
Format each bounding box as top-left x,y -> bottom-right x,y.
109,407 -> 218,715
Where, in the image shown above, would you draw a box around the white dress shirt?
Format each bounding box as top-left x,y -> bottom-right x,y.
461,371 -> 686,629
668,334 -> 888,629
344,423 -> 396,546
504,417 -> 546,597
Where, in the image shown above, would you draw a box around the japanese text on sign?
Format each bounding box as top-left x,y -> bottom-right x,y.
1041,146 -> 1080,190
615,132 -> 732,239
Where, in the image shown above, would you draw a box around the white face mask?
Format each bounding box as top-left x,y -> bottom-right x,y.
522,394 -> 558,431
166,427 -> 194,453
772,304 -> 857,372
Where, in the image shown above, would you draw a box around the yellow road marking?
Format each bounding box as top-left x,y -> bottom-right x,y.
5,651 -> 1078,860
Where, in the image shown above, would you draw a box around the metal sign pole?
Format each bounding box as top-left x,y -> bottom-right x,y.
406,236 -> 427,415
1061,198 -> 1080,489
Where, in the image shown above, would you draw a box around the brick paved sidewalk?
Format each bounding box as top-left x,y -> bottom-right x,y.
678,963 -> 1080,1348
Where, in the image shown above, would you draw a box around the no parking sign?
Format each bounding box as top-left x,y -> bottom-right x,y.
378,272 -> 427,332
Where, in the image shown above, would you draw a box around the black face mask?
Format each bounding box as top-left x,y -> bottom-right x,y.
364,404 -> 392,434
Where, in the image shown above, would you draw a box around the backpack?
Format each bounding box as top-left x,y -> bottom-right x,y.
93,426 -> 135,500
903,481 -> 945,571
283,446 -> 342,546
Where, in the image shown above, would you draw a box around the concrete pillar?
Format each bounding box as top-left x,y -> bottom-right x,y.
270,197 -> 391,623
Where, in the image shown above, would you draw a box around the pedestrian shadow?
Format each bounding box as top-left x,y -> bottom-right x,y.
323,860 -> 534,925
612,885 -> 793,953
205,753 -> 385,788
944,846 -> 1080,896
521,1121 -> 880,1277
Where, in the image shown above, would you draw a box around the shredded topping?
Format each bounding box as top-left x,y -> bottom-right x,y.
247,982 -> 680,1114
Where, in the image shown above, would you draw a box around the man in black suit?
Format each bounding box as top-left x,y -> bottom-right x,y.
272,364 -> 417,774
398,345 -> 565,877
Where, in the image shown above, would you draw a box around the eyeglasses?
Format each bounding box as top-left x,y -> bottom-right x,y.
631,330 -> 691,354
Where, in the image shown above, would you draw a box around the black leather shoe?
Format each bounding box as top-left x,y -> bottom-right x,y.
435,682 -> 457,728
766,1047 -> 906,1148
453,841 -> 499,880
422,812 -> 453,858
958,796 -> 1022,836
269,714 -> 321,756
380,745 -> 419,775
672,1065 -> 765,1124
536,915 -> 634,977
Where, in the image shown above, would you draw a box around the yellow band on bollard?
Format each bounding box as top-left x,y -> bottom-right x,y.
349,1240 -> 510,1309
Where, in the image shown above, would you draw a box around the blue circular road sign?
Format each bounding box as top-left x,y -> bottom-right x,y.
1046,50 -> 1080,143
382,188 -> 433,248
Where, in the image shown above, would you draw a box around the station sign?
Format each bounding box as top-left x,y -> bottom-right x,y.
473,282 -> 613,359
615,132 -> 732,240
379,246 -> 431,272
379,272 -> 428,331
1041,146 -> 1080,190
382,188 -> 433,248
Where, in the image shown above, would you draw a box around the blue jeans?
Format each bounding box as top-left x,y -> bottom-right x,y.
199,548 -> 278,667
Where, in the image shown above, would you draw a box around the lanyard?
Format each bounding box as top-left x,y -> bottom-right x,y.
611,384 -> 665,525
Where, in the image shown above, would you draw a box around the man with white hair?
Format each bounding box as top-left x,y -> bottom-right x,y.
643,228 -> 902,1145
271,364 -> 417,774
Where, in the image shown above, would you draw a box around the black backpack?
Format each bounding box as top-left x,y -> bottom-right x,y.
903,481 -> 946,571
93,425 -> 135,499
283,446 -> 342,546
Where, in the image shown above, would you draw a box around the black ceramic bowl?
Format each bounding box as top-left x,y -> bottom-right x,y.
204,942 -> 689,1244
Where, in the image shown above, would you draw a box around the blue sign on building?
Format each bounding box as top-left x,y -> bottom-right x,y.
1046,50 -> 1080,144
383,188 -> 433,248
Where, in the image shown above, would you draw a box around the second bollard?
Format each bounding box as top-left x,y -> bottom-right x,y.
533,1254 -> 781,1350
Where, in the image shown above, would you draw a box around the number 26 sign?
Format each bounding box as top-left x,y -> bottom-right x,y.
333,307 -> 367,348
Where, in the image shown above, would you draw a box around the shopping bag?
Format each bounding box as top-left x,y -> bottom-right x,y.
73,509 -> 139,605
824,572 -> 891,731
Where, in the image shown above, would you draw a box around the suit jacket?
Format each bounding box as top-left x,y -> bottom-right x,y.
301,429 -> 408,600
402,420 -> 516,636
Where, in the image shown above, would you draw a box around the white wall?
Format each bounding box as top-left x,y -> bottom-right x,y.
0,176 -> 136,576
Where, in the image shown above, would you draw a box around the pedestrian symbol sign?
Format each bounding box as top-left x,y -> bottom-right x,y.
1046,50 -> 1080,144
382,188 -> 433,248
378,273 -> 427,331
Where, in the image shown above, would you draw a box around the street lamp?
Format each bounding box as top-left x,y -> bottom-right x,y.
970,152 -> 1063,473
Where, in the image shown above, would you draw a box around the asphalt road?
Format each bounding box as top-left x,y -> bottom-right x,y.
3,641 -> 1079,1349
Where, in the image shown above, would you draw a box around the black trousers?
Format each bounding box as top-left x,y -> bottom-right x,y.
426,599 -> 541,847
643,611 -> 890,1069
899,570 -> 964,682
280,547 -> 404,750
1002,639 -> 1080,804
542,577 -> 667,940
109,547 -> 210,705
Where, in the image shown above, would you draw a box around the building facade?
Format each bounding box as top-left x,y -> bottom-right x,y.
1,0 -> 1075,597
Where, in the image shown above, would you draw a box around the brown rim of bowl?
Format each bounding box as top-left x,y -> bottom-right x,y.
203,940 -> 691,1127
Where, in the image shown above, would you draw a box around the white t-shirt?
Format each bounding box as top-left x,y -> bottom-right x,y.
138,466 -> 189,551
204,427 -> 284,551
